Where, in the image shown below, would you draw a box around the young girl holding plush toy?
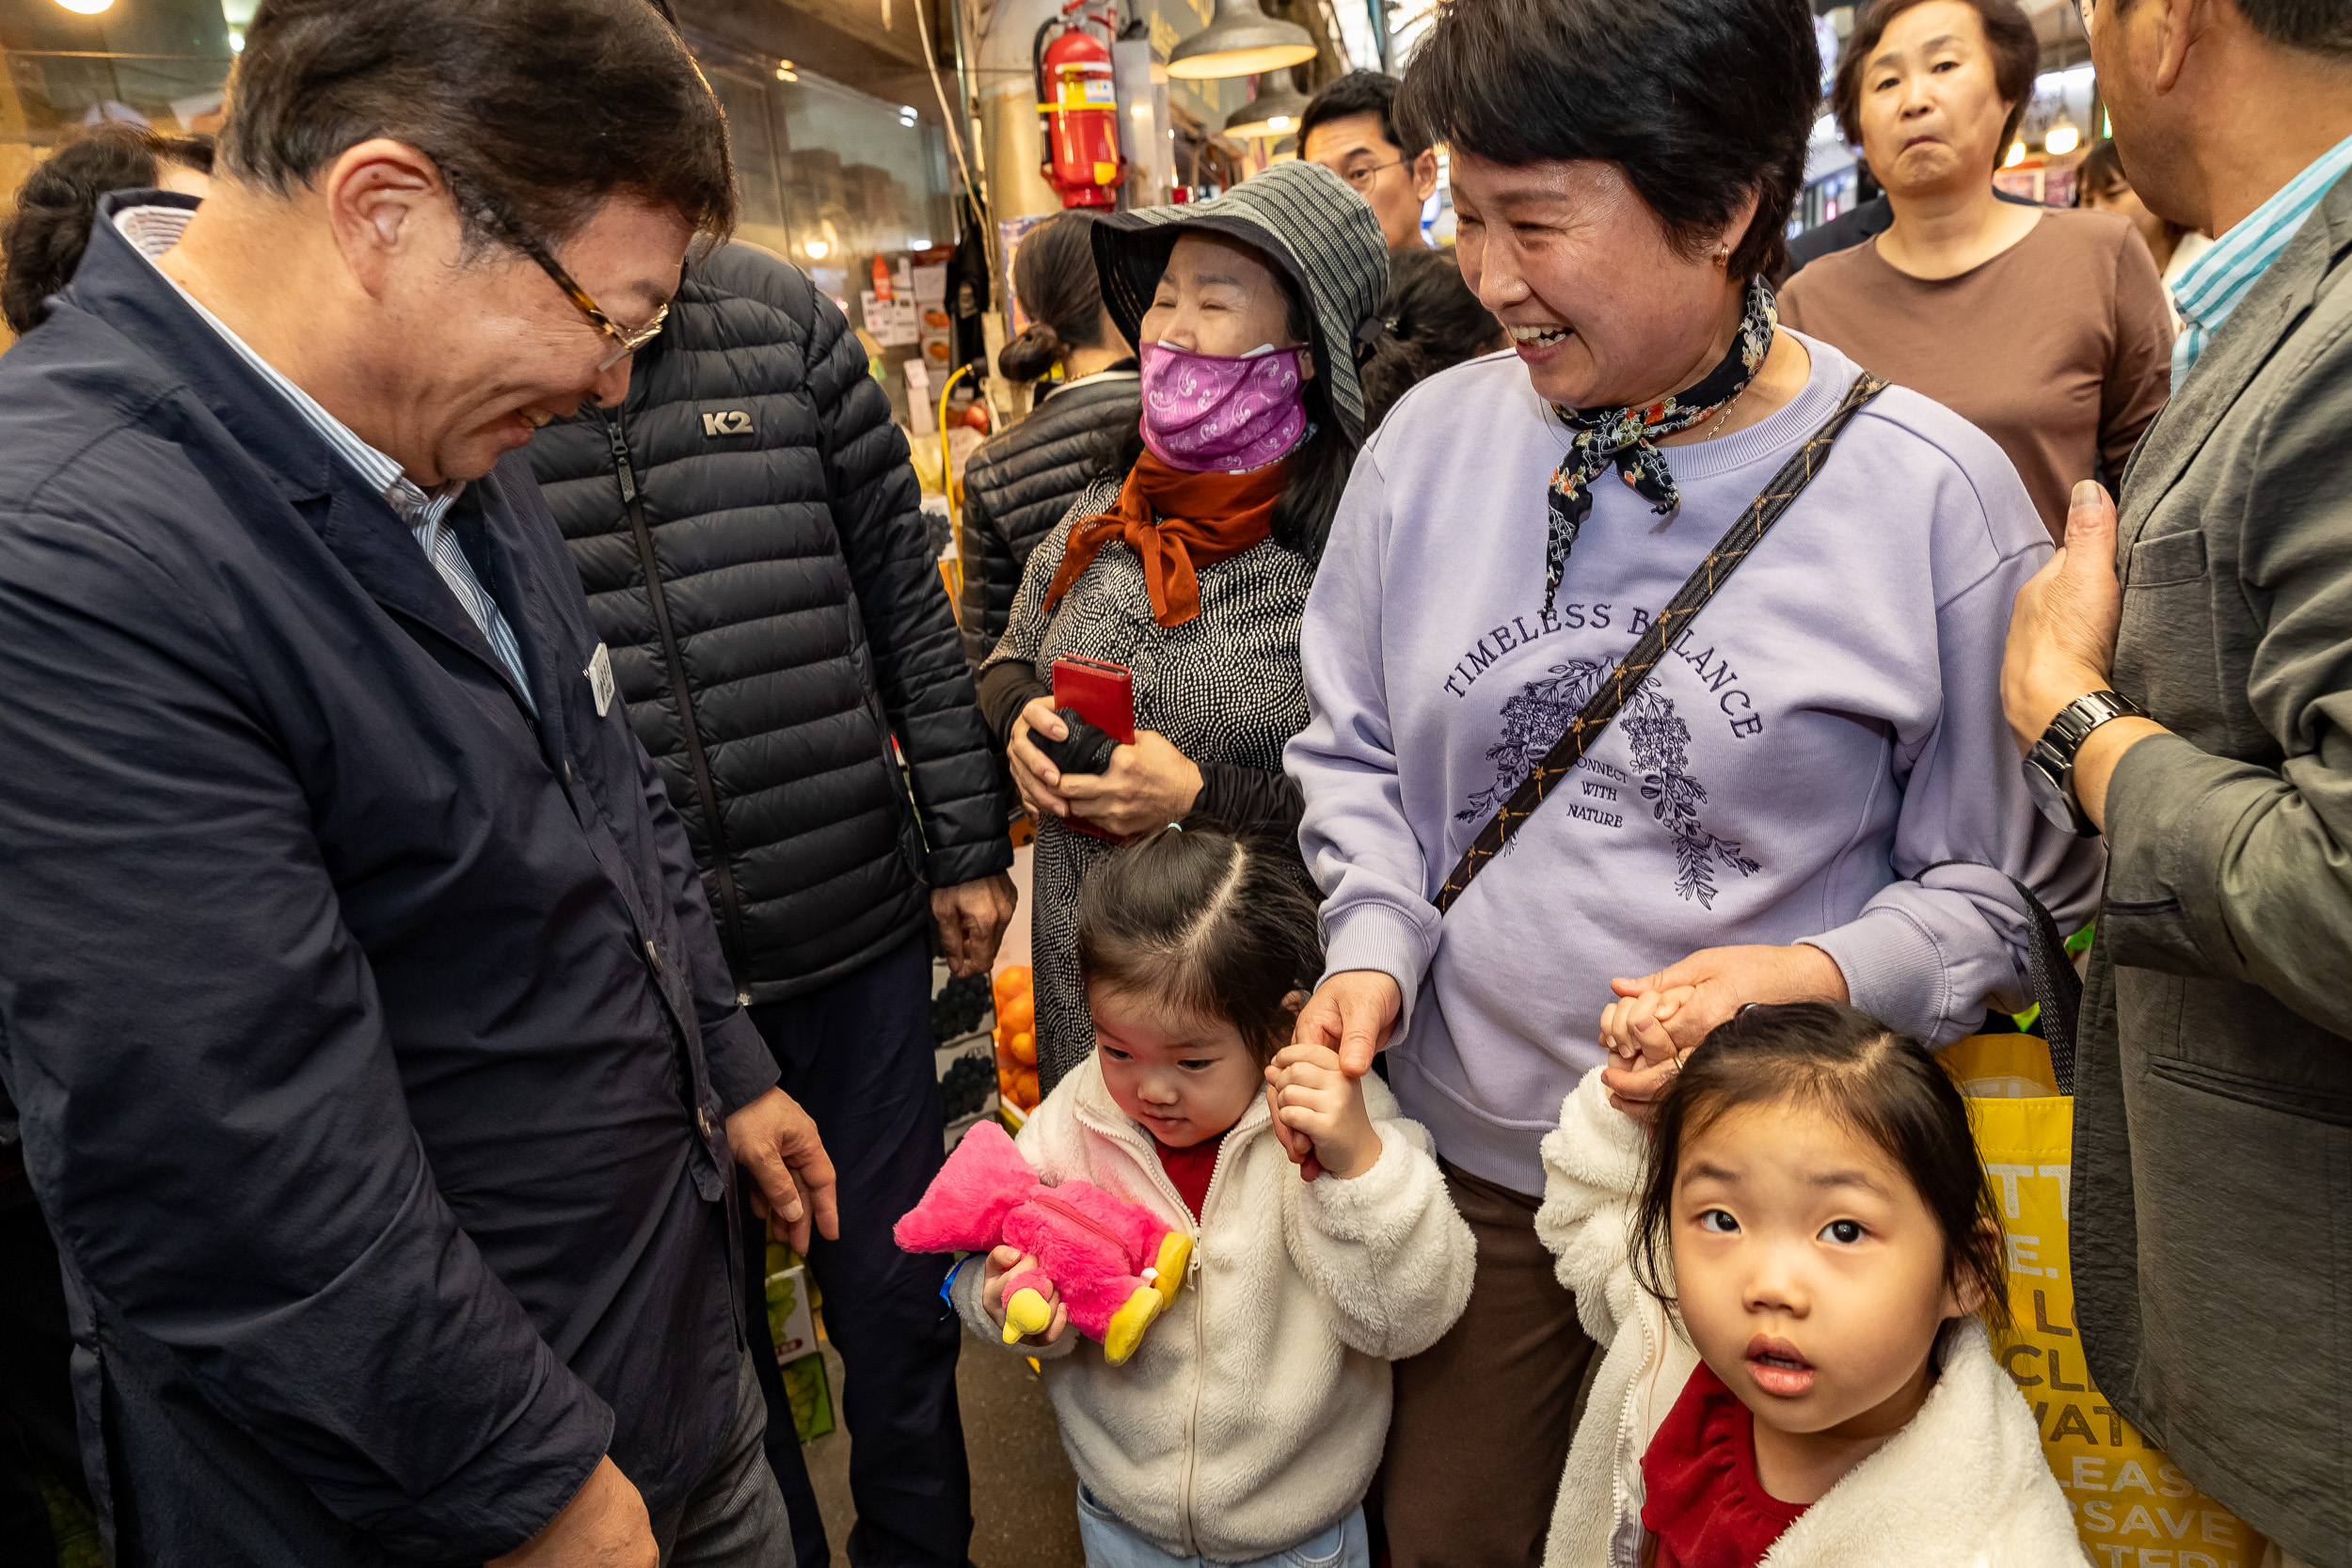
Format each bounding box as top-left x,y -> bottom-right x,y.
1540,1001 -> 2083,1567
948,826 -> 1474,1568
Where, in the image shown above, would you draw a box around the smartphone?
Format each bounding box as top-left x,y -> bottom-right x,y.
1050,657 -> 1136,745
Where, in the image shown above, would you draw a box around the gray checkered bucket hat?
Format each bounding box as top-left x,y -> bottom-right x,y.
1091,160 -> 1391,446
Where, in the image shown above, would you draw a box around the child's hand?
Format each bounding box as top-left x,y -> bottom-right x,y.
1600,987 -> 1697,1125
1265,1040 -> 1381,1180
1599,986 -> 1696,1065
978,1244 -> 1068,1348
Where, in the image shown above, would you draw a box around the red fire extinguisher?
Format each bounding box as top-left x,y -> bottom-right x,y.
1037,8 -> 1124,210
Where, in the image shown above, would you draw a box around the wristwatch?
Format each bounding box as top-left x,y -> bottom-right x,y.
2023,689 -> 2145,837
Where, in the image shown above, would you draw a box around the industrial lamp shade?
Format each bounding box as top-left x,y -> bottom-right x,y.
1222,83 -> 1313,140
1168,0 -> 1316,80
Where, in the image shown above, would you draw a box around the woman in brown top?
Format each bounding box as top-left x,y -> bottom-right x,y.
1777,0 -> 2172,540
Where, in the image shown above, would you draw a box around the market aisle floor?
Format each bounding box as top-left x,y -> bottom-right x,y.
800,1326 -> 1085,1567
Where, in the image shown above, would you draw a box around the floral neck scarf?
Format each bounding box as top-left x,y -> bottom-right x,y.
1541,277 -> 1777,612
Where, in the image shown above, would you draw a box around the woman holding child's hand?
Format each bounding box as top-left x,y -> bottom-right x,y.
1265,1038 -> 1381,1182
1280,2 -> 2106,1560
947,826 -> 1474,1568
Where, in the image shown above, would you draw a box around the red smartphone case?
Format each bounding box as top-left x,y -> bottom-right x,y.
1051,657 -> 1136,745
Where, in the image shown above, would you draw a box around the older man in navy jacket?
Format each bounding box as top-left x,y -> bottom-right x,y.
0,4 -> 835,1565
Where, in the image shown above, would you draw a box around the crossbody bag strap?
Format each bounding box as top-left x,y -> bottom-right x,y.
1913,859 -> 2082,1097
1435,371 -> 1888,914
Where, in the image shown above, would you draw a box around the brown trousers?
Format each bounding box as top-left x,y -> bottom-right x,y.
1375,1162 -> 1598,1568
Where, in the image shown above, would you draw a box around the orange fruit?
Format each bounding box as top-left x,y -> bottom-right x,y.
1014,1069 -> 1040,1108
1009,1030 -> 1037,1067
998,994 -> 1034,1036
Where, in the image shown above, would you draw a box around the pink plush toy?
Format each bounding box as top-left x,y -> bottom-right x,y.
895,1119 -> 1192,1366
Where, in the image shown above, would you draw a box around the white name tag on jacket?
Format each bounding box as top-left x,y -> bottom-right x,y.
586,641 -> 614,718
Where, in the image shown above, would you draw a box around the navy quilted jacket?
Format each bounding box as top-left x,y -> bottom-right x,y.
0,194 -> 775,1562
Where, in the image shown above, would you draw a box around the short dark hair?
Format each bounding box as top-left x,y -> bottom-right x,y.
1075,826 -> 1323,1067
2076,137 -> 2126,199
1297,70 -> 1428,164
1628,1002 -> 2013,1336
1832,0 -> 2040,169
1001,210 -> 1114,383
223,0 -> 735,252
1397,0 -> 1817,281
1362,246 -> 1502,432
2,124 -> 215,336
2200,0 -> 2352,53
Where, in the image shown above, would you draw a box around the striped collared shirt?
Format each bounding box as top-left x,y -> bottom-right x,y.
2171,134 -> 2352,384
115,204 -> 537,713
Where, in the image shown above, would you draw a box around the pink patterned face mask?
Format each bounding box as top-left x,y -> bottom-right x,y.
1137,341 -> 1311,473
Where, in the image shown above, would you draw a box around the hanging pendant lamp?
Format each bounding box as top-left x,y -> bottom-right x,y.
1222,82 -> 1313,140
1168,0 -> 1317,80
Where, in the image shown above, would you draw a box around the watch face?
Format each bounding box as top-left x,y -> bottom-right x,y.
2022,752 -> 2083,834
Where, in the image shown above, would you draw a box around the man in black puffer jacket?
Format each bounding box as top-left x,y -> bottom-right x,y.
531,241 -> 1012,1568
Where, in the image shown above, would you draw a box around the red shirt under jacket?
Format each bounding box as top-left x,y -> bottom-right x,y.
1641,1361 -> 1809,1568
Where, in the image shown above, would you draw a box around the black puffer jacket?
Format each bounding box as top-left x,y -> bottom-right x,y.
955,368 -> 1139,666
532,244 -> 1009,1003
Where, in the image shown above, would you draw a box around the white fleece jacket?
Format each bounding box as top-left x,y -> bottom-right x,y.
952,1053 -> 1475,1562
1535,1069 -> 2089,1568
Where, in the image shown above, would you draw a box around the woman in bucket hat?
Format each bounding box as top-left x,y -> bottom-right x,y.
975,160 -> 1395,1093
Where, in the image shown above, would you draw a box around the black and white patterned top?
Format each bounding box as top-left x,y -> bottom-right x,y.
984,475 -> 1315,1088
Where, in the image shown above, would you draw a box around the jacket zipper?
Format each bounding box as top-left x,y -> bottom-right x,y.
1073,1097 -> 1253,1559
603,410 -> 750,986
1613,1307 -> 1667,1568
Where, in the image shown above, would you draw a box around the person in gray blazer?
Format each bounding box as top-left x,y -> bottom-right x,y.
2000,2 -> 2352,1564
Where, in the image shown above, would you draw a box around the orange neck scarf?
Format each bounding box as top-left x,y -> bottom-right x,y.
1045,451 -> 1295,627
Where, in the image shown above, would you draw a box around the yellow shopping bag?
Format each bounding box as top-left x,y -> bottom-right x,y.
1910,861 -> 2268,1568
1946,1031 -> 2265,1568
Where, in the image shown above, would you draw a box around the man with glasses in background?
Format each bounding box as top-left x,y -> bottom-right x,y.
0,3 -> 835,1564
1298,70 -> 1440,252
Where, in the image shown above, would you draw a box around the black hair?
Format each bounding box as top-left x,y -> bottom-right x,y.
1297,70 -> 1429,164
224,0 -> 735,252
1001,210 -> 1117,383
1833,0 -> 2041,174
1098,255 -> 1360,562
1075,826 -> 1323,1067
2,124 -> 215,337
1396,0 -> 1817,281
1361,247 -> 1504,433
2076,138 -> 2126,201
2114,0 -> 2352,54
1629,1002 -> 2013,1336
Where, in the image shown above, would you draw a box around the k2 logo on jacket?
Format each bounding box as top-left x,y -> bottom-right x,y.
1458,658 -> 1761,909
700,409 -> 755,438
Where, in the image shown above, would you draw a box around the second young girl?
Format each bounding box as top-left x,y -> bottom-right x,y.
1539,1002 -> 2082,1566
953,826 -> 1474,1567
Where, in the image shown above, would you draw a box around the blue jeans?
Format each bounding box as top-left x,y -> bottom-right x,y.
1074,1486 -> 1369,1568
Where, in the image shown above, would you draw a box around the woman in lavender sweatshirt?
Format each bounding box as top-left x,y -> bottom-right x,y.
1279,0 -> 2106,1560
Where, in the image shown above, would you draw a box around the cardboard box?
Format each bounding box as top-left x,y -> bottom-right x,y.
764,1261 -> 820,1365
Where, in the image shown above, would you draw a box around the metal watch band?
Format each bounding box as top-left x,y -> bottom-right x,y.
2043,689 -> 2144,768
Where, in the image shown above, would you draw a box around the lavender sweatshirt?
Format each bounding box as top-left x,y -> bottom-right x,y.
1287,334 -> 2105,1195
